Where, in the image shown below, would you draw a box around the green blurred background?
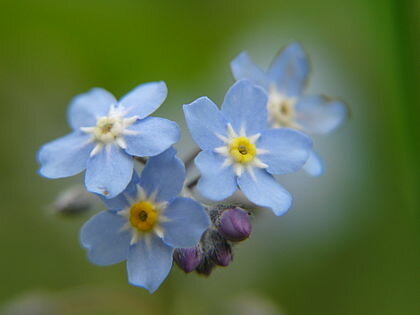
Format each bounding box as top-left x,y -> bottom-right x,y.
0,0 -> 418,314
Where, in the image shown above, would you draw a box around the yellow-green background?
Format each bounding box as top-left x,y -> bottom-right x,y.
0,0 -> 418,314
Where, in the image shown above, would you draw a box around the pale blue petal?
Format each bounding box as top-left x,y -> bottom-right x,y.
161,197 -> 210,248
68,88 -> 116,129
127,235 -> 174,293
221,80 -> 268,136
257,128 -> 312,175
100,172 -> 140,210
118,81 -> 167,119
295,95 -> 348,134
230,52 -> 269,90
195,151 -> 237,201
85,145 -> 133,198
80,211 -> 131,266
267,42 -> 309,97
124,117 -> 180,157
139,148 -> 185,202
237,169 -> 292,216
302,150 -> 324,176
38,132 -> 93,178
183,97 -> 228,150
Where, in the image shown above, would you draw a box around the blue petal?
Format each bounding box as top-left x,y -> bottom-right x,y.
118,81 -> 167,119
267,42 -> 309,97
139,148 -> 185,202
257,128 -> 312,175
80,210 -> 131,266
237,169 -> 292,216
230,52 -> 269,90
38,132 -> 93,178
295,95 -> 348,134
221,80 -> 268,136
85,144 -> 133,198
161,197 -> 210,248
302,150 -> 324,176
68,88 -> 116,130
183,97 -> 228,150
195,151 -> 237,201
100,171 -> 141,210
124,117 -> 180,157
127,235 -> 174,293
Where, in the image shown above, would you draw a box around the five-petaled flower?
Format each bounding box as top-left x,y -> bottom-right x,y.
183,80 -> 312,216
80,148 -> 210,293
231,42 -> 348,176
37,82 -> 180,198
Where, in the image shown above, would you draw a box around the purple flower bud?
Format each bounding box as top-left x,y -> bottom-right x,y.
213,242 -> 232,267
195,256 -> 215,276
208,230 -> 233,267
173,247 -> 202,273
217,208 -> 252,242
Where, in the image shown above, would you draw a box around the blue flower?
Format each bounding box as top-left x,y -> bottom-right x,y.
37,82 -> 180,198
183,80 -> 312,216
80,148 -> 210,293
231,42 -> 348,176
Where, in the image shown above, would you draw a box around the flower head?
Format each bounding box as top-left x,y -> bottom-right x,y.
37,82 -> 180,198
80,148 -> 210,293
231,43 -> 348,176
183,80 -> 312,216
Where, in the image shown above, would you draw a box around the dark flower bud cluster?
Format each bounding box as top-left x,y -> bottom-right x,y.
174,205 -> 251,275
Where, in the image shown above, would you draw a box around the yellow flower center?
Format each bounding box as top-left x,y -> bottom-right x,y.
129,201 -> 158,232
229,137 -> 257,164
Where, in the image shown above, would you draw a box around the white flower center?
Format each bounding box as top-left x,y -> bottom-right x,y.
80,105 -> 139,156
267,85 -> 301,129
214,124 -> 268,179
93,116 -> 125,144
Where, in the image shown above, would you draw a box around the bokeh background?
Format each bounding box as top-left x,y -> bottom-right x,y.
0,0 -> 418,314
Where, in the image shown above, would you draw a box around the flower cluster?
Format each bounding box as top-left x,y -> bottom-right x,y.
231,42 -> 348,175
37,42 -> 347,292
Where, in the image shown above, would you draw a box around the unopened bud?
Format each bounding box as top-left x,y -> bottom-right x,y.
209,230 -> 233,267
195,256 -> 215,276
173,247 -> 202,273
217,208 -> 251,242
213,243 -> 232,266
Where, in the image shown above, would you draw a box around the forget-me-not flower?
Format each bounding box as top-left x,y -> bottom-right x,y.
37,82 -> 180,198
80,148 -> 210,293
231,42 -> 347,176
183,80 -> 312,216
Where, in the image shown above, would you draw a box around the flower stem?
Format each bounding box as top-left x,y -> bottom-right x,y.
186,175 -> 199,190
183,147 -> 200,172
134,156 -> 147,164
